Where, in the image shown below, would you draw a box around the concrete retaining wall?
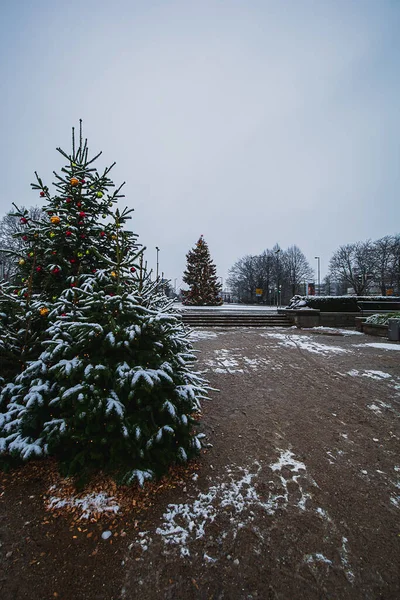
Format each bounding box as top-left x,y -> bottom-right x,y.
281,309 -> 390,339
281,309 -> 358,328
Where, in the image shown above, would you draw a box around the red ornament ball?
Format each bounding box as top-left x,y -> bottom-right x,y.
100,231 -> 105,237
40,191 -> 45,197
52,267 -> 60,274
36,266 -> 42,272
66,231 -> 72,237
66,197 -> 72,204
130,267 -> 136,273
92,269 -> 97,274
80,234 -> 86,239
70,282 -> 76,287
81,179 -> 85,184
22,235 -> 28,241
78,221 -> 84,226
61,313 -> 67,317
70,258 -> 76,264
79,211 -> 86,218
77,202 -> 82,208
20,218 -> 28,224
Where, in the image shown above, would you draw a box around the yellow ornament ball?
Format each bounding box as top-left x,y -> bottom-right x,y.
112,235 -> 117,240
50,215 -> 60,225
70,177 -> 80,186
111,271 -> 117,278
96,191 -> 103,198
50,232 -> 56,238
77,252 -> 83,258
85,249 -> 90,255
19,259 -> 25,266
39,307 -> 49,317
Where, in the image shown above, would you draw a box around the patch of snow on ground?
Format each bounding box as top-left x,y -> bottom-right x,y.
188,330 -> 221,341
304,327 -> 363,336
149,449 -> 317,558
260,332 -> 348,356
47,489 -> 119,520
205,349 -> 244,373
346,369 -> 392,380
340,537 -> 355,583
304,553 -> 333,565
363,370 -> 392,380
203,348 -> 272,374
354,342 -> 400,351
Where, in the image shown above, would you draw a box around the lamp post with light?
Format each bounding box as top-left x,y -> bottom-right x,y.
156,246 -> 160,280
315,256 -> 320,296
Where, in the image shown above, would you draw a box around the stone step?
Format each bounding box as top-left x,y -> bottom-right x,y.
182,313 -> 292,327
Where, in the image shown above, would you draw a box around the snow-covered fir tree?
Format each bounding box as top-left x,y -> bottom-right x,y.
0,123 -> 209,483
182,235 -> 222,305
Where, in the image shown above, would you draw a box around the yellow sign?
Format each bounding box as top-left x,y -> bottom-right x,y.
256,288 -> 263,296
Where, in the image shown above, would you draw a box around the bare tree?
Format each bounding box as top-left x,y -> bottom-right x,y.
282,245 -> 313,297
329,241 -> 376,295
389,234 -> 400,294
373,236 -> 396,295
227,255 -> 260,303
227,244 -> 312,304
0,206 -> 43,281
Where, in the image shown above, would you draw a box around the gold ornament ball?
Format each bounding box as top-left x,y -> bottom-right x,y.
70,177 -> 80,186
19,259 -> 25,265
111,271 -> 117,278
50,215 -> 60,225
39,307 -> 49,316
112,235 -> 117,240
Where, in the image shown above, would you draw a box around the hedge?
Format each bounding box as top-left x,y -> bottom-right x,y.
287,296 -> 400,313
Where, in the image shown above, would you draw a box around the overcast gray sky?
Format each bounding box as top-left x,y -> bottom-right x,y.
1,0 -> 399,290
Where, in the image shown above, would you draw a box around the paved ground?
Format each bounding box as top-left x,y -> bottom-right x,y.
1,326 -> 400,599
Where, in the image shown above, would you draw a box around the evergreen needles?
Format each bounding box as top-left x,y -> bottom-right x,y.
0,124 -> 209,484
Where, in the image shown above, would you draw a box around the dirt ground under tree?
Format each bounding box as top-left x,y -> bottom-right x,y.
1,326 -> 399,599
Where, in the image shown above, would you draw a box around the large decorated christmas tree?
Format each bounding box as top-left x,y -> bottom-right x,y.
182,235 -> 222,305
0,123 -> 208,483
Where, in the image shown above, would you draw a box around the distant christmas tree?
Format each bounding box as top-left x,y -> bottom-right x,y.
182,236 -> 222,305
0,123 -> 209,483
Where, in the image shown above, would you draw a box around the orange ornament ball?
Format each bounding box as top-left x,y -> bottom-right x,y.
70,177 -> 80,186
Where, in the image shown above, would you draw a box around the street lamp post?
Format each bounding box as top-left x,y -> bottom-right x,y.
155,246 -> 160,280
315,256 -> 320,296
275,248 -> 281,307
